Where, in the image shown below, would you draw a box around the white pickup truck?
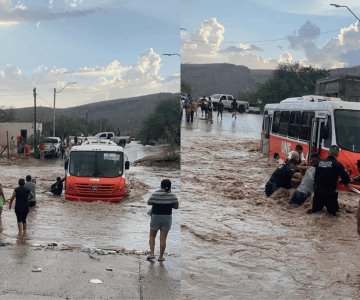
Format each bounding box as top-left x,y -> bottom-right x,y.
210,94 -> 249,113
90,132 -> 131,147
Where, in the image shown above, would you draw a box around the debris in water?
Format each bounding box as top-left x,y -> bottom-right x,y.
32,268 -> 42,272
89,279 -> 103,284
105,267 -> 114,271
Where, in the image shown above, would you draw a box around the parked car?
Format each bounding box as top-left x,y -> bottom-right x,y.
247,104 -> 261,114
88,132 -> 131,147
43,137 -> 62,158
210,94 -> 249,113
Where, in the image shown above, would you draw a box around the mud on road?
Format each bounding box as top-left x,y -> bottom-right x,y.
181,114 -> 360,300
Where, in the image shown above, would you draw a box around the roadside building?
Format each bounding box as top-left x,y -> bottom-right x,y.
315,75 -> 360,102
0,122 -> 42,146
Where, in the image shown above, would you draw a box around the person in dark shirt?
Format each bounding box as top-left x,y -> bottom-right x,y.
217,99 -> 224,120
9,178 -> 33,234
50,177 -> 63,196
231,99 -> 238,119
309,145 -> 350,215
147,179 -> 179,262
265,159 -> 300,197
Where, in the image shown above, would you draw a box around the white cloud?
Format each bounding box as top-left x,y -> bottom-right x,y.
181,18 -> 288,69
0,49 -> 179,108
287,21 -> 360,68
0,0 -> 98,26
182,17 -> 360,69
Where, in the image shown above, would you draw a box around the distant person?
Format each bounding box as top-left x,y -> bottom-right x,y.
147,179 -> 179,262
50,142 -> 56,159
200,96 -> 207,118
231,99 -> 238,119
25,175 -> 37,208
217,99 -> 224,120
74,136 -> 78,146
265,159 -> 300,197
289,154 -> 320,205
273,153 -> 284,165
9,178 -> 33,234
308,145 -> 350,215
287,144 -> 306,165
60,142 -> 65,160
38,142 -> 45,159
192,98 -> 198,118
50,177 -> 63,196
9,136 -> 16,154
207,97 -> 214,123
0,183 -> 5,221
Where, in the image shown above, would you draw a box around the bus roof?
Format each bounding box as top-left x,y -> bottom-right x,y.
71,139 -> 124,152
265,95 -> 360,111
280,95 -> 342,103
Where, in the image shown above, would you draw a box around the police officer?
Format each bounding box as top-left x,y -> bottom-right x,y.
309,145 -> 350,215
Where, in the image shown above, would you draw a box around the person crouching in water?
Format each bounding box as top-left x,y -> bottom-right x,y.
51,177 -> 63,196
265,158 -> 301,197
9,178 -> 33,234
147,179 -> 179,262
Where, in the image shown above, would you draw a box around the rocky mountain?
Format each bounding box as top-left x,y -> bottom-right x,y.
12,92 -> 178,135
181,63 -> 360,98
181,63 -> 273,98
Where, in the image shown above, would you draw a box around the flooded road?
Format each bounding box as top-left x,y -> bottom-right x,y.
181,110 -> 360,299
0,142 -> 180,252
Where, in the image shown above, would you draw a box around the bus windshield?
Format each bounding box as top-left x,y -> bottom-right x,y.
69,151 -> 124,177
335,109 -> 360,153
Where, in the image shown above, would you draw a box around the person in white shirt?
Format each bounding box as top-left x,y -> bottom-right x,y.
289,153 -> 320,205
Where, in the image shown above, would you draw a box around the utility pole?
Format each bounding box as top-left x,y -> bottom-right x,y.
53,88 -> 56,136
33,87 -> 37,152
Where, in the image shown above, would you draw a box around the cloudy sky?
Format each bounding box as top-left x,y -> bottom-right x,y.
181,0 -> 360,70
0,0 -> 180,108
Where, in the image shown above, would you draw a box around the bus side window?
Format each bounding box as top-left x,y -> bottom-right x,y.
299,111 -> 315,141
288,111 -> 301,139
279,111 -> 290,136
272,111 -> 281,133
323,116 -> 332,148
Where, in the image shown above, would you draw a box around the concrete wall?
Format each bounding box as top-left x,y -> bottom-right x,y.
0,123 -> 42,146
316,76 -> 360,102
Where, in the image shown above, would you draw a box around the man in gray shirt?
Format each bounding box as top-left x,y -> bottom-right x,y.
289,153 -> 319,205
25,175 -> 36,208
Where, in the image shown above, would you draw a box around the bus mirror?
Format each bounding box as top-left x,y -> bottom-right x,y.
125,161 -> 130,170
321,125 -> 329,140
64,160 -> 69,170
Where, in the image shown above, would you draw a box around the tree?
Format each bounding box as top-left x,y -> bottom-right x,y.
181,80 -> 192,96
0,106 -> 16,121
250,63 -> 329,105
137,97 -> 180,151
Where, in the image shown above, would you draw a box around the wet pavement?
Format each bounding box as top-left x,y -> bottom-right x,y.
0,142 -> 180,299
181,109 -> 360,299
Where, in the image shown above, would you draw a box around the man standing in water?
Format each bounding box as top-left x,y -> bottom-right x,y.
217,99 -> 224,120
309,145 -> 350,215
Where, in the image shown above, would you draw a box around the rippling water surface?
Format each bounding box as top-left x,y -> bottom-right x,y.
0,142 -> 180,253
181,111 -> 360,299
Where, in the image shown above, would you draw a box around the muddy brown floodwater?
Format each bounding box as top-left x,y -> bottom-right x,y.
181,111 -> 360,299
0,142 -> 180,253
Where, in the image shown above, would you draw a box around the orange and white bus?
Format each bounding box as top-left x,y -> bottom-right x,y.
261,95 -> 360,180
65,139 -> 130,203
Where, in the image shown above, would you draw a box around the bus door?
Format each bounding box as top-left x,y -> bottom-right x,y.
309,114 -> 328,158
261,114 -> 271,155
